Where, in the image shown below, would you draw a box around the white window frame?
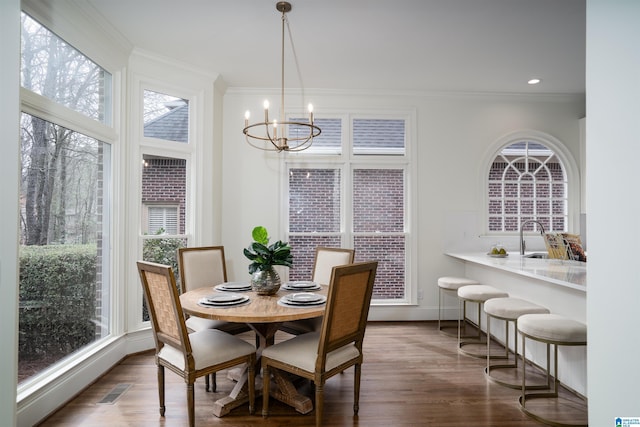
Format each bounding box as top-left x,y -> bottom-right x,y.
17,3 -> 121,409
480,130 -> 581,237
284,109 -> 417,305
127,54 -> 215,332
131,78 -> 196,331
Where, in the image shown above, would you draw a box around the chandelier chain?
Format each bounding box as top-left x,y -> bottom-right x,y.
284,14 -> 306,109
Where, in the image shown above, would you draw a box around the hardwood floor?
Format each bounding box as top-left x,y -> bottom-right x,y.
38,321 -> 585,426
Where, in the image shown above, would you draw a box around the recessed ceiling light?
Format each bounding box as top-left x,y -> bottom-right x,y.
528,78 -> 542,85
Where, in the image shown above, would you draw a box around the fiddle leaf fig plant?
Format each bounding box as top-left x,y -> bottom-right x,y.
243,226 -> 293,274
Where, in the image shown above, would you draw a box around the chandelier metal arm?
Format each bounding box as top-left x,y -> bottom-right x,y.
243,120 -> 321,152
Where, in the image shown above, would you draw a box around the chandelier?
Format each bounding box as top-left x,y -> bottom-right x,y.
242,1 -> 321,152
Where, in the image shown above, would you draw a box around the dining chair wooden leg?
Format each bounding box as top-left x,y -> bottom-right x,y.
187,382 -> 195,427
315,381 -> 324,427
354,363 -> 361,415
157,365 -> 165,416
203,372 -> 216,392
262,365 -> 270,417
247,360 -> 256,415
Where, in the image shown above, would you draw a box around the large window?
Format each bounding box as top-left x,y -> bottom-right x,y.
487,140 -> 568,233
19,13 -> 112,384
139,92 -> 191,321
287,114 -> 412,301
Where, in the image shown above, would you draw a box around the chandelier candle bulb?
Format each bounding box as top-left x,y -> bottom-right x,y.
244,110 -> 250,127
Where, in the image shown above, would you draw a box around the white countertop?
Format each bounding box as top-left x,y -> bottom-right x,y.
445,252 -> 587,292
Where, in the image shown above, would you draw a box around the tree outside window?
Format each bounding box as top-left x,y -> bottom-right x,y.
19,12 -> 112,383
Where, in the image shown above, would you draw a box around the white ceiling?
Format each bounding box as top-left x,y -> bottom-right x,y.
86,0 -> 585,95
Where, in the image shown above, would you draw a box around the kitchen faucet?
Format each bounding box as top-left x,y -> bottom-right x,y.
520,219 -> 546,255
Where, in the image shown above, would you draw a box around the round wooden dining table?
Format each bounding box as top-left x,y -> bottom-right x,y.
179,284 -> 327,417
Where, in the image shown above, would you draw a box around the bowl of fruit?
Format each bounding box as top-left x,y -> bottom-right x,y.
488,244 -> 508,258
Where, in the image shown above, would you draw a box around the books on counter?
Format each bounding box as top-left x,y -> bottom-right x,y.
544,233 -> 587,262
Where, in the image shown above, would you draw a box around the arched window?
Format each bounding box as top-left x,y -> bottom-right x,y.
487,137 -> 570,233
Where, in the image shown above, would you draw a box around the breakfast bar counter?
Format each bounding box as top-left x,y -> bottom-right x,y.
445,251 -> 587,395
446,252 -> 586,292
445,252 -> 586,322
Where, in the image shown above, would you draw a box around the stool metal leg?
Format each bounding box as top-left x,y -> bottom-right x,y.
459,300 -> 509,359
486,317 -> 550,389
519,335 -> 586,427
440,288 -> 475,337
439,288 -> 459,336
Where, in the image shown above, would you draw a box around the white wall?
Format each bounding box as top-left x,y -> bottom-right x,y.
221,89 -> 585,321
0,0 -> 20,425
586,0 -> 640,424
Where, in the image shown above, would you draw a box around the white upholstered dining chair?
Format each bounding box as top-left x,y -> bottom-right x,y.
177,246 -> 252,391
262,261 -> 377,427
311,247 -> 356,286
261,261 -> 378,427
280,247 -> 355,335
136,261 -> 256,427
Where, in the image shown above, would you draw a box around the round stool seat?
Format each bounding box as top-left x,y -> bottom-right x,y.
457,285 -> 508,302
438,276 -> 480,290
518,313 -> 587,343
484,298 -> 550,389
484,298 -> 550,320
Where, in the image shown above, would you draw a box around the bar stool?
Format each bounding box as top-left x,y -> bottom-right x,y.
484,297 -> 550,389
437,276 -> 481,337
457,285 -> 508,358
518,313 -> 588,427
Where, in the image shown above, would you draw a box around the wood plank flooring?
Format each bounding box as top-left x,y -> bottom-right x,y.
38,321 -> 585,426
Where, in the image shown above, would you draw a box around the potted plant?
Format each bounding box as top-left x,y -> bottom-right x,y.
243,226 -> 293,295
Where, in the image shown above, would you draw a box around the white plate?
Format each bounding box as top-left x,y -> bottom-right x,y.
285,281 -> 318,289
199,295 -> 249,307
282,281 -> 321,291
284,293 -> 325,304
278,295 -> 326,307
198,297 -> 251,308
215,282 -> 251,292
205,293 -> 245,303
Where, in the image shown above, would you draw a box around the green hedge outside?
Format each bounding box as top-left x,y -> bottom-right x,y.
19,245 -> 97,360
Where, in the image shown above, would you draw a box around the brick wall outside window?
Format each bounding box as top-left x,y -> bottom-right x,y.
353,168 -> 405,298
353,169 -> 404,232
288,168 -> 342,281
355,235 -> 405,299
289,169 -> 341,233
288,169 -> 406,299
141,158 -> 186,234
